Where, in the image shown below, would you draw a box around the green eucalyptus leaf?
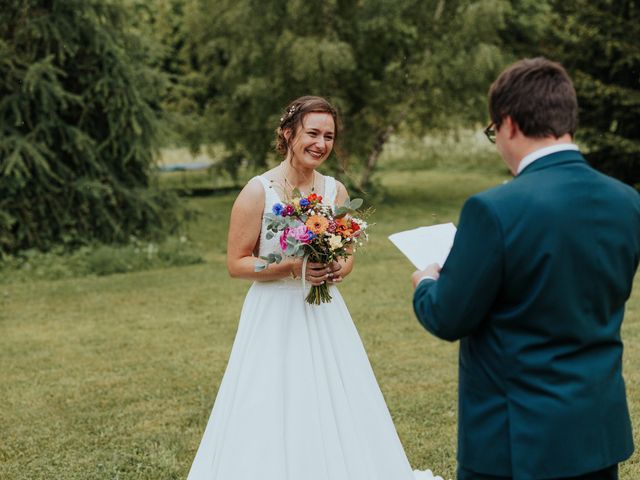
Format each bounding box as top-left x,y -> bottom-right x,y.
286,217 -> 300,228
254,263 -> 267,272
349,198 -> 363,210
334,207 -> 348,218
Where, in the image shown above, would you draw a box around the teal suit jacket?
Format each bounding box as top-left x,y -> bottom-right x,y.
413,151 -> 640,479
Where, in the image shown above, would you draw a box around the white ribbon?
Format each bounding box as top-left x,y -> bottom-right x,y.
301,254 -> 309,299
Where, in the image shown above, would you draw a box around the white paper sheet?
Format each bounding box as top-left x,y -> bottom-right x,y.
388,223 -> 457,270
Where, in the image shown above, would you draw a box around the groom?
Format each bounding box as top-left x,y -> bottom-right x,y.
412,58 -> 640,480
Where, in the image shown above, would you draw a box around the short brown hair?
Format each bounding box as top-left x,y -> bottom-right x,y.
489,57 -> 578,138
275,96 -> 340,156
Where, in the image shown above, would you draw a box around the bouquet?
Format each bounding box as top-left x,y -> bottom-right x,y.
255,190 -> 369,305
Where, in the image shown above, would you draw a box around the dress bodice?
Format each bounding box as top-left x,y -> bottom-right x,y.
254,174 -> 337,260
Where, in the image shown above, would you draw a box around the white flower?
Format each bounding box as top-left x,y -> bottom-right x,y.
328,234 -> 343,251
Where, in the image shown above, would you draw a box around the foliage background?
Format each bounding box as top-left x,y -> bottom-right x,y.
1,0 -> 638,255
1,0 -> 639,478
504,0 -> 640,188
0,0 -> 177,255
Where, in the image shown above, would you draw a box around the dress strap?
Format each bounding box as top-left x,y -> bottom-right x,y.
254,175 -> 280,206
323,175 -> 338,207
254,175 -> 270,190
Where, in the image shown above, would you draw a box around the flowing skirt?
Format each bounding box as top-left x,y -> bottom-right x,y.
187,280 -> 440,480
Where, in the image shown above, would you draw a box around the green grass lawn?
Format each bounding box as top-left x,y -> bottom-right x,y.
2,155 -> 640,479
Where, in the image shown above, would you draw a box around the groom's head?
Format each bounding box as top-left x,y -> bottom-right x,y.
489,58 -> 578,140
487,58 -> 578,173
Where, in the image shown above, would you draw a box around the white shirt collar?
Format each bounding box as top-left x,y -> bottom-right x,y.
516,143 -> 579,175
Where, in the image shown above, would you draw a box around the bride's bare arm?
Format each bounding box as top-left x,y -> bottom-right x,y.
226,179 -> 302,281
328,180 -> 356,282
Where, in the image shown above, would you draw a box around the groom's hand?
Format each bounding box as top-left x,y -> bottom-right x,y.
411,263 -> 441,289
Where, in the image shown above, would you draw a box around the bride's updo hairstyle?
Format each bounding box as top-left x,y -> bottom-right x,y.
275,96 -> 340,156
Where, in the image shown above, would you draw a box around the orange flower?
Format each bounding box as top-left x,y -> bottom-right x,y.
335,218 -> 354,238
306,215 -> 329,235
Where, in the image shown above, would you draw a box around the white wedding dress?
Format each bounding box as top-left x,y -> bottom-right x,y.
187,175 -> 440,480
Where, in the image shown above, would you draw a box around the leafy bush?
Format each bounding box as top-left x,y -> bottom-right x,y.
0,236 -> 204,283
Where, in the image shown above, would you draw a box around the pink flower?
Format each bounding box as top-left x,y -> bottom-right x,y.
289,224 -> 314,244
279,227 -> 291,251
280,224 -> 314,251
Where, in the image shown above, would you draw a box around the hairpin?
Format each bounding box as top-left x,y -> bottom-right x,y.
280,105 -> 298,123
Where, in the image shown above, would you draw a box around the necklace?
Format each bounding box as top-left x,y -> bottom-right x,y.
281,163 -> 315,194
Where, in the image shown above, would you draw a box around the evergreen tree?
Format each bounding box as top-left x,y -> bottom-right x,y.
0,0 -> 175,254
503,0 -> 640,188
550,0 -> 640,188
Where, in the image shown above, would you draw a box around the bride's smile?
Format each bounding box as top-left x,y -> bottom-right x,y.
286,111 -> 335,171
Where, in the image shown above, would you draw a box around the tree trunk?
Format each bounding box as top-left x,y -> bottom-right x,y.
359,95 -> 416,191
359,124 -> 396,191
434,0 -> 445,21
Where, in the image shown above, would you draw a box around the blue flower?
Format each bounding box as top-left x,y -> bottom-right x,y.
300,198 -> 310,208
272,203 -> 284,216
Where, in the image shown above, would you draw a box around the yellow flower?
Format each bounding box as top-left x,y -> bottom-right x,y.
306,215 -> 329,235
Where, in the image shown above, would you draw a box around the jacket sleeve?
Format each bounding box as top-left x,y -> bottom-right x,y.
413,195 -> 504,341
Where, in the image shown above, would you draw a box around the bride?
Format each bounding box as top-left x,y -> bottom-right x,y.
187,96 -> 440,480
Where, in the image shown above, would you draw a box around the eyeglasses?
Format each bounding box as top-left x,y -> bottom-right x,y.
483,122 -> 496,144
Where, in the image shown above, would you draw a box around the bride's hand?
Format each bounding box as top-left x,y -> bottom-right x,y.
327,261 -> 343,283
305,261 -> 332,286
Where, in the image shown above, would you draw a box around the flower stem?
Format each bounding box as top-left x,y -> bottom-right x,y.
306,284 -> 332,305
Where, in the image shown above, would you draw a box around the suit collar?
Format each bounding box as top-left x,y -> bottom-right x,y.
517,149 -> 586,176
517,143 -> 579,174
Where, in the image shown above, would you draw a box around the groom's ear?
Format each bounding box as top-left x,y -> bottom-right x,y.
503,116 -> 520,139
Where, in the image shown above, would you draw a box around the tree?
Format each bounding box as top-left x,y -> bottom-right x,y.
0,0 -> 176,254
550,0 -> 640,188
502,0 -> 640,189
181,0 -> 511,191
128,0 -> 211,152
